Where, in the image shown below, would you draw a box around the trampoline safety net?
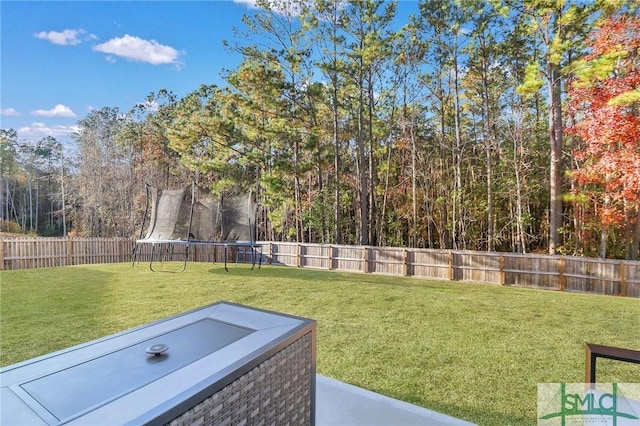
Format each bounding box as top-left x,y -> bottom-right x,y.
143,186 -> 194,242
134,184 -> 260,271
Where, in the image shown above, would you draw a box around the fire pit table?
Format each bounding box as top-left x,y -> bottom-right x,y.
1,301 -> 316,425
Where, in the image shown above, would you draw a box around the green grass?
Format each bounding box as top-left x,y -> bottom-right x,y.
1,263 -> 638,425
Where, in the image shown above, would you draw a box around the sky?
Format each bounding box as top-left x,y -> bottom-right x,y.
1,1 -> 419,146
0,0 -> 266,145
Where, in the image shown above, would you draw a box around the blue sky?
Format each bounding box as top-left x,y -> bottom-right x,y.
1,1 -> 418,145
0,0 -> 263,144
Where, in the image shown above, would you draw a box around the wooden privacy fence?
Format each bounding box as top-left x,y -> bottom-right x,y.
0,238 -> 256,270
0,238 -> 132,269
1,238 -> 639,298
264,243 -> 640,298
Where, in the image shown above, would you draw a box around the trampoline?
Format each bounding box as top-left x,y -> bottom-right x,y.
133,183 -> 261,272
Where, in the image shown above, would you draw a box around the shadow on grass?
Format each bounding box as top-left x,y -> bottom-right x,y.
206,264 -> 319,279
0,267 -> 115,366
206,263 -> 442,285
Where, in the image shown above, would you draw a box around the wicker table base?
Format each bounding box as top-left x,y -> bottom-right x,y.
167,332 -> 314,426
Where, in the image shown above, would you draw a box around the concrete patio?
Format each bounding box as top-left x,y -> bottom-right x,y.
316,375 -> 476,426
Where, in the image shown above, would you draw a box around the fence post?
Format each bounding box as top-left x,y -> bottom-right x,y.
328,245 -> 333,270
447,251 -> 454,281
403,249 -> 410,277
620,262 -> 627,297
362,246 -> 369,273
67,238 -> 73,266
297,243 -> 302,268
499,254 -> 505,285
558,257 -> 566,292
0,238 -> 4,271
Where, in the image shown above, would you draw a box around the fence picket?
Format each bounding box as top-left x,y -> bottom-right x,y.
1,238 -> 638,298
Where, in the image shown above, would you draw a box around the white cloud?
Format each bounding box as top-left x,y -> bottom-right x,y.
34,29 -> 96,46
31,104 -> 77,118
233,0 -> 258,8
93,35 -> 184,66
137,100 -> 159,112
233,0 -> 307,16
1,108 -> 21,117
17,122 -> 79,140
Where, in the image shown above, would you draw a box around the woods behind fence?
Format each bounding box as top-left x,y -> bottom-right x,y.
1,238 -> 639,298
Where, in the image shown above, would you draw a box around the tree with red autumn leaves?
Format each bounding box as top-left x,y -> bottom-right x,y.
567,13 -> 640,259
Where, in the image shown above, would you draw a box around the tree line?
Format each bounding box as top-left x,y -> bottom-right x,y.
1,0 -> 638,259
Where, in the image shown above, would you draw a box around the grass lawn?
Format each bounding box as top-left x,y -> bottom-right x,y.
1,263 -> 639,425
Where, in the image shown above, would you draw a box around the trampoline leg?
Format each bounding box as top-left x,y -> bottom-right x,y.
149,244 -> 158,272
181,245 -> 189,273
132,243 -> 141,267
149,243 -> 188,273
151,243 -> 170,272
224,245 -> 229,272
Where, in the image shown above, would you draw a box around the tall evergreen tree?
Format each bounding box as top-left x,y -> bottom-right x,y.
506,0 -> 595,254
